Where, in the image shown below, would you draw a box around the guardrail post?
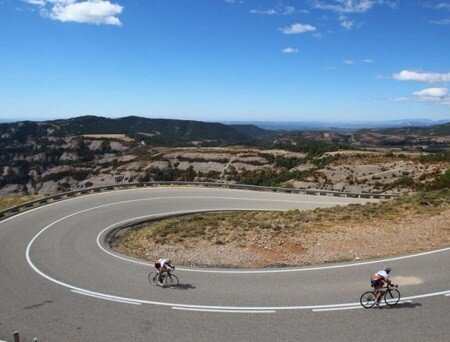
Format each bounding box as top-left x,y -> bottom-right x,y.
13,331 -> 20,342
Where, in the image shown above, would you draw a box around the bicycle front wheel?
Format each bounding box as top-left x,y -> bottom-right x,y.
384,289 -> 401,306
165,274 -> 179,289
360,291 -> 377,308
148,272 -> 158,286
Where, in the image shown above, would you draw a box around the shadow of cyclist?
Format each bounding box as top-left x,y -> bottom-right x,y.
173,283 -> 196,290
384,302 -> 422,309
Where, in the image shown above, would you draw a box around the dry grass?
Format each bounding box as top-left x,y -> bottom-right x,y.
112,189 -> 450,268
0,195 -> 40,211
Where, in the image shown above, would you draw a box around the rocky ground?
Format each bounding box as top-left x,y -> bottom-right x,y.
1,136 -> 447,196
112,190 -> 450,268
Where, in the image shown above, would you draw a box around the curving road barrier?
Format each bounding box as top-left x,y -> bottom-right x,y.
0,181 -> 397,221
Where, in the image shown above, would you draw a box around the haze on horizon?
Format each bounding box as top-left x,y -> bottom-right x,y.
1,0 -> 449,122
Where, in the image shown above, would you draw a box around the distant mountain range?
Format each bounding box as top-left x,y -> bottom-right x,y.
1,116 -> 448,149
2,117 -> 448,132
225,119 -> 449,132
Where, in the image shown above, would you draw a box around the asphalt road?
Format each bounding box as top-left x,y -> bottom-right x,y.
0,187 -> 448,341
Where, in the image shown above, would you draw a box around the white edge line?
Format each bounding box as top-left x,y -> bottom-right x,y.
313,300 -> 413,312
71,289 -> 141,305
445,294 -> 450,297
2,190 -> 362,226
172,307 -> 275,314
313,306 -> 362,312
22,191 -> 450,311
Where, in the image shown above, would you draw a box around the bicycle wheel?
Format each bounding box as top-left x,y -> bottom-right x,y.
165,274 -> 179,289
384,289 -> 401,306
360,291 -> 377,308
148,272 -> 158,286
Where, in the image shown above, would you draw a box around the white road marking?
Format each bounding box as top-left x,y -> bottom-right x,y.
2,191 -> 355,225
20,189 -> 450,312
313,300 -> 413,312
445,294 -> 450,297
172,307 -> 276,314
71,289 -> 141,305
313,306 -> 362,312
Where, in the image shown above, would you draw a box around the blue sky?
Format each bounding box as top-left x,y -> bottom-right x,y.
0,0 -> 449,122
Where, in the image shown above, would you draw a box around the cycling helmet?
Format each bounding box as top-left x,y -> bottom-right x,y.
384,266 -> 392,274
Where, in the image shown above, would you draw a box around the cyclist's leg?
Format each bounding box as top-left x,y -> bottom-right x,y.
155,268 -> 163,284
374,286 -> 383,302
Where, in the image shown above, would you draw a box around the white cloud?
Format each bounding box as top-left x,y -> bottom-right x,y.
435,3 -> 450,10
250,8 -> 277,15
340,19 -> 354,29
314,1 -> 394,30
363,58 -> 375,63
281,23 -> 317,34
393,70 -> 450,83
250,6 -> 297,16
283,6 -> 296,15
23,0 -> 46,5
413,87 -> 448,99
392,96 -> 409,102
343,59 -> 354,65
282,47 -> 299,54
413,87 -> 450,105
430,18 -> 450,25
23,0 -> 124,26
324,65 -> 338,71
314,0 -> 383,14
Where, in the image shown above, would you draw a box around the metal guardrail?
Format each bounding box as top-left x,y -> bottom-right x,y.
0,181 -> 397,221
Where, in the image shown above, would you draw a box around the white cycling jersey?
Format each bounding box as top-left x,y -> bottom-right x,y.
375,270 -> 389,281
158,258 -> 171,268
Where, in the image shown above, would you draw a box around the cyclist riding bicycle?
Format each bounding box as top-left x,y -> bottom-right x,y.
154,258 -> 174,286
371,266 -> 393,307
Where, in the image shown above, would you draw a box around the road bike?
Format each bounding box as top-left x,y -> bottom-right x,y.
148,268 -> 179,289
360,284 -> 401,308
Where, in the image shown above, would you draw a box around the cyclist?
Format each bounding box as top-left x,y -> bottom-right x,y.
154,258 -> 174,286
371,266 -> 393,307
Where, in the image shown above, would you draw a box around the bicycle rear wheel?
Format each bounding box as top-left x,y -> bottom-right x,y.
165,274 -> 179,289
148,272 -> 158,286
384,289 -> 401,306
360,291 -> 377,308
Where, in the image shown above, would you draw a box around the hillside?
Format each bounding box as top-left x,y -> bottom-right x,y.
373,122 -> 450,137
0,116 -> 253,146
0,116 -> 449,196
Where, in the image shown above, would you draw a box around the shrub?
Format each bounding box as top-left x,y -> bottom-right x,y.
426,168 -> 450,190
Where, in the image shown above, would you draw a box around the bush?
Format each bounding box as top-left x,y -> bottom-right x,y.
391,175 -> 416,188
427,168 -> 450,190
418,152 -> 450,163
